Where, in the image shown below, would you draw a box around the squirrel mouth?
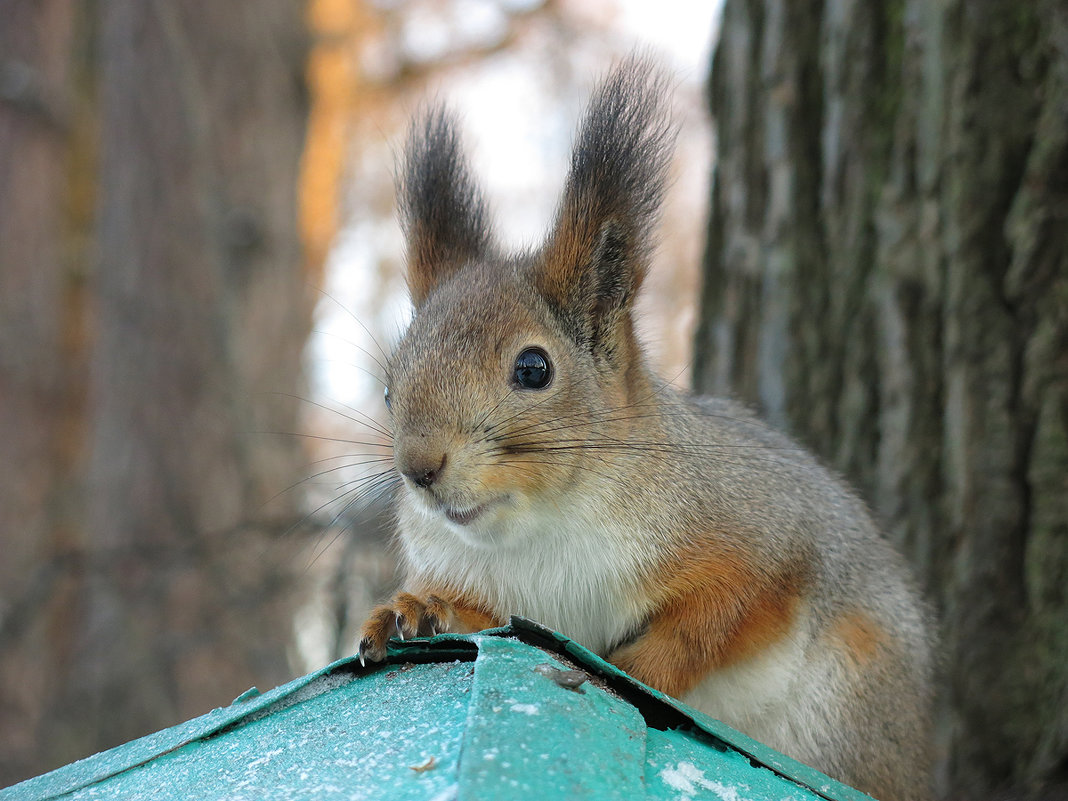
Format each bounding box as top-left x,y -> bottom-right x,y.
443,502 -> 490,526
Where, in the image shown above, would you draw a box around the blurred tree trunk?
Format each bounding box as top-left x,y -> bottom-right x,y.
695,1 -> 1067,798
0,0 -> 312,784
0,0 -> 88,784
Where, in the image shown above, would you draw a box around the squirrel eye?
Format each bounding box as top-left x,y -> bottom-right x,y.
513,348 -> 552,390
383,385 -> 392,410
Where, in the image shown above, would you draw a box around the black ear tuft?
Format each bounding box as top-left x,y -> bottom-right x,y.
399,106 -> 493,307
538,56 -> 677,345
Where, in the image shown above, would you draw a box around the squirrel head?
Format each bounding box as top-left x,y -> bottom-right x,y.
385,58 -> 676,544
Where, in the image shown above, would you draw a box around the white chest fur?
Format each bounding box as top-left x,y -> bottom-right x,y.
398,494 -> 656,656
681,607 -> 830,767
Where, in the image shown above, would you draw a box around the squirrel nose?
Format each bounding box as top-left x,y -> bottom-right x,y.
401,453 -> 447,489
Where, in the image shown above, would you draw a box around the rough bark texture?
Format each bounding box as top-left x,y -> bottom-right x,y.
0,0 -> 312,784
696,1 -> 1068,798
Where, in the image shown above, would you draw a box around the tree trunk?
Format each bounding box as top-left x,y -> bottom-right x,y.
696,1 -> 1068,798
0,0 -> 313,783
0,0 -> 86,784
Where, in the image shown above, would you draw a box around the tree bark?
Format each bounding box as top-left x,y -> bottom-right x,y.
0,0 -> 90,783
696,1 -> 1068,797
0,0 -> 313,783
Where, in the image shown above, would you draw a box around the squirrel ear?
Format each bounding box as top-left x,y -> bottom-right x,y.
399,106 -> 493,307
537,57 -> 675,349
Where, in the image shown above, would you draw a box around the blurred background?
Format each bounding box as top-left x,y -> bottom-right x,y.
1,1 -> 1065,799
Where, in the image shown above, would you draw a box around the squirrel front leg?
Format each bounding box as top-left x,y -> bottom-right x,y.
609,547 -> 806,698
358,587 -> 501,665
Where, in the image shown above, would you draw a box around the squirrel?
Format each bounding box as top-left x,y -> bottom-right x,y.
357,58 -> 934,801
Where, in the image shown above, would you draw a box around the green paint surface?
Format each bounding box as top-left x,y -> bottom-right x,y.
2,619 -> 872,801
646,728 -> 821,801
457,635 -> 647,798
29,661 -> 472,801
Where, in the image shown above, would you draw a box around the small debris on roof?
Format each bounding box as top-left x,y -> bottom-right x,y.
534,663 -> 589,691
409,756 -> 437,773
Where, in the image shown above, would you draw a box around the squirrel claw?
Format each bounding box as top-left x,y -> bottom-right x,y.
357,637 -> 380,667
357,593 -> 458,660
357,604 -> 398,664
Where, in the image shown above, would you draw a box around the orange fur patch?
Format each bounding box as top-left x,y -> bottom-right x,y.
409,582 -> 502,634
830,611 -> 887,669
610,541 -> 806,698
450,604 -> 501,633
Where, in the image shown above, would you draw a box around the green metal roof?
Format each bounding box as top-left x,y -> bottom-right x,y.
1,618 -> 872,801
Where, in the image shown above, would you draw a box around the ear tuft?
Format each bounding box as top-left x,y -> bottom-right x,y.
538,56 -> 677,341
399,106 -> 493,307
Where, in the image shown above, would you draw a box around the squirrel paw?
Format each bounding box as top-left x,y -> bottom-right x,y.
357,593 -> 455,665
